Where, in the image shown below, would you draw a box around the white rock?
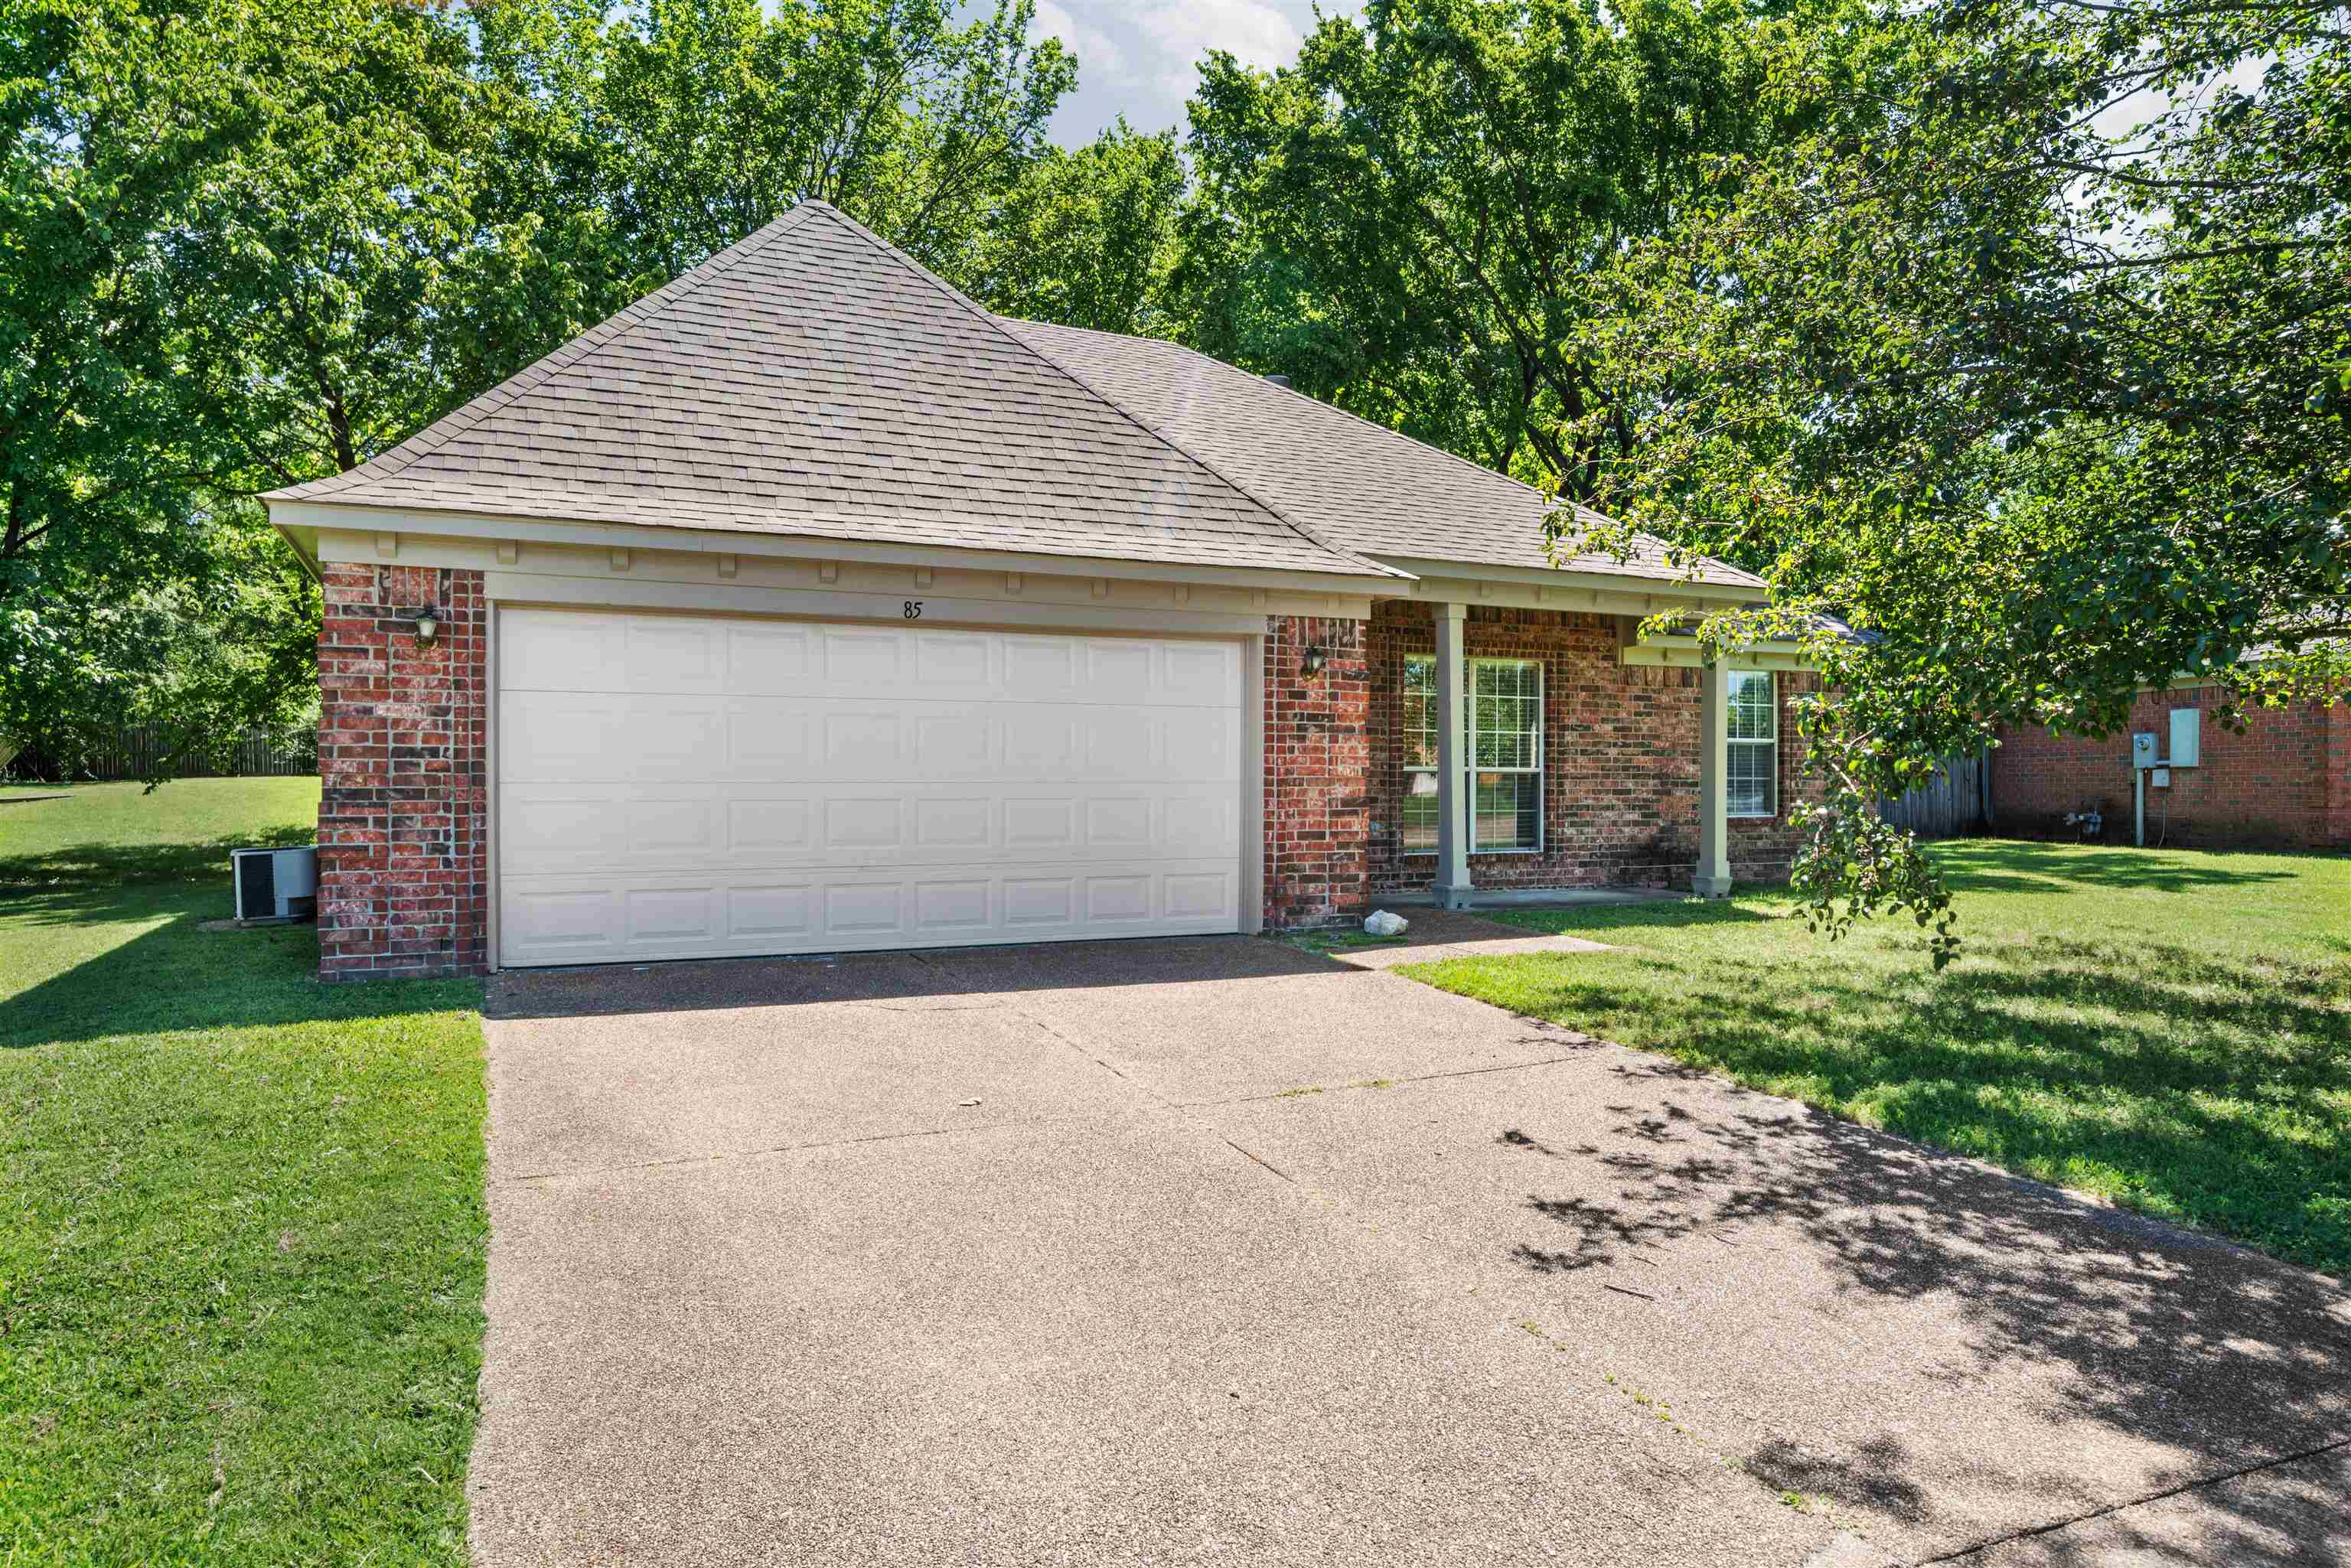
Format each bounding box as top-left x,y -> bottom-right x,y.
1363,910 -> 1410,937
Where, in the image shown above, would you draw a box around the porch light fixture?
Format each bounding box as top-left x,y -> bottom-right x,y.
412,607 -> 440,647
1301,645 -> 1326,677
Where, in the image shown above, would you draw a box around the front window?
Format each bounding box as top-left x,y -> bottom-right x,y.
1400,656 -> 1544,852
1727,670 -> 1777,818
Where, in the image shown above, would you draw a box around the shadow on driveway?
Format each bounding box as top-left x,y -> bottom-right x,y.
474,932 -> 2351,1566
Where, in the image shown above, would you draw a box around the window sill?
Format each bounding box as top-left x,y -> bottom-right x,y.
1397,848 -> 1547,857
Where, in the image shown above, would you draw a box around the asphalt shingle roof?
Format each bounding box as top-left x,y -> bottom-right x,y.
270,200 -> 1757,592
999,317 -> 1763,590
270,204 -> 1387,579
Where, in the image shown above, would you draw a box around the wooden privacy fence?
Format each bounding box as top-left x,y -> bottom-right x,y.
10,726 -> 317,782
1880,751 -> 1987,838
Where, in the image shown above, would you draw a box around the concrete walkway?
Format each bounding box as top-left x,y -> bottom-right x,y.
472,934 -> 2351,1567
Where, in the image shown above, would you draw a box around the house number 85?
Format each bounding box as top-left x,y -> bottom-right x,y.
903,601 -> 923,619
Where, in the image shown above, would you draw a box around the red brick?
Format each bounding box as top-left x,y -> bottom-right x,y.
316,566 -> 487,981
1994,692 -> 2351,849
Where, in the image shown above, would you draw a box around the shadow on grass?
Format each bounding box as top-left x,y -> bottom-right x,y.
1931,838 -> 2311,895
1481,898 -> 1794,938
3,882 -> 472,1050
0,820 -> 315,891
1488,937 -> 2350,1272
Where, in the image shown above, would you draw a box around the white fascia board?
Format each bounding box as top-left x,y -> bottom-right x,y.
1370,554 -> 1763,602
266,499 -> 1412,597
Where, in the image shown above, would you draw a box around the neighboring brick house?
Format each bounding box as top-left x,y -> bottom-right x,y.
266,201 -> 1816,980
1994,685 -> 2351,851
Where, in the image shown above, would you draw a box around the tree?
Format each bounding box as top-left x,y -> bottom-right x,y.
980,120 -> 1185,335
1175,0 -> 1789,492
2,0 -> 1092,781
561,0 -> 1071,295
0,0 -> 316,778
1573,0 -> 2351,957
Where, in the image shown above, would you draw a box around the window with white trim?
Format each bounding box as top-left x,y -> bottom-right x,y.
1400,655 -> 1545,853
1727,670 -> 1778,818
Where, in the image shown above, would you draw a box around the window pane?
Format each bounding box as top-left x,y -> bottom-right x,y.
1471,660 -> 1541,770
1400,770 -> 1440,850
1472,771 -> 1541,852
1727,670 -> 1775,742
1402,656 -> 1438,769
1728,740 -> 1776,817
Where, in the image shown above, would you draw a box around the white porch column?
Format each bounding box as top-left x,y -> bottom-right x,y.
1433,601 -> 1473,909
1694,657 -> 1733,898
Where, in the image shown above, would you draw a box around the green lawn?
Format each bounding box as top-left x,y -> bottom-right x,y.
0,777 -> 486,1565
1402,841 -> 2350,1276
1,777 -> 321,886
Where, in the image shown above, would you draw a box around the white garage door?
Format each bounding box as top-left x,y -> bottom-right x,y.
495,608 -> 1244,967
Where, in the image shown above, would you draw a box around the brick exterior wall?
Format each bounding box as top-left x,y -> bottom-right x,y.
2332,702 -> 2351,848
311,593 -> 1833,960
1993,692 -> 2351,850
1262,614 -> 1372,927
315,564 -> 489,980
1358,604 -> 1822,896
1253,603 -> 1826,927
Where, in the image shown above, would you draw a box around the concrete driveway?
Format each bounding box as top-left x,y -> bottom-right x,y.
471,921 -> 2351,1567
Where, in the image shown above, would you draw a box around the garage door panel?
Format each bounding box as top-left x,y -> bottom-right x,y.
1083,709 -> 1157,775
1164,641 -> 1238,700
913,631 -> 997,686
1083,797 -> 1155,848
822,797 -> 904,850
497,608 -> 1243,966
499,861 -> 1238,966
623,886 -> 719,947
914,797 -> 993,848
503,784 -> 1234,878
911,713 -> 994,774
727,798 -> 813,854
505,888 -> 619,956
504,614 -> 624,693
722,622 -> 814,691
726,883 -> 814,939
625,619 -> 726,691
822,628 -> 905,686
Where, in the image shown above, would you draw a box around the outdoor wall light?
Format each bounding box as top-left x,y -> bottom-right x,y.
1301,645 -> 1326,677
412,608 -> 440,646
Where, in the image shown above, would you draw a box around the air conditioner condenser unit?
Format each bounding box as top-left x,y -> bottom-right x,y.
231,846 -> 319,922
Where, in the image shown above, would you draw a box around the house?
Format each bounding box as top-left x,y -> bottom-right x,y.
1994,665 -> 2351,850
263,201 -> 1817,980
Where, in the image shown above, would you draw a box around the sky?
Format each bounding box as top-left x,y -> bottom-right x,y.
1028,0 -> 1357,146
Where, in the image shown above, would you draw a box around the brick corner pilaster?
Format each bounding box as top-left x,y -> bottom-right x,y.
1263,614 -> 1371,929
315,565 -> 488,981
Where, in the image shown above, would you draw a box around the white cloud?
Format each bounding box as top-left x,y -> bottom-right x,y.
1136,0 -> 1303,93
1029,0 -> 1348,145
1030,0 -> 1127,87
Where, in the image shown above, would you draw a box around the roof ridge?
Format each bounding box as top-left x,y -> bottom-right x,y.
267,204 -> 825,502
785,207 -> 1406,581
1003,315 -> 1759,587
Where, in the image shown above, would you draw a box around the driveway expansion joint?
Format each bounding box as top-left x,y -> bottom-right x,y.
496,1105 -> 1150,1186
1176,1050 -> 1599,1110
1912,1432 -> 2351,1565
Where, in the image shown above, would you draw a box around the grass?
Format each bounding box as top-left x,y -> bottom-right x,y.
1,777 -> 321,887
0,777 -> 486,1565
1400,840 -> 2351,1277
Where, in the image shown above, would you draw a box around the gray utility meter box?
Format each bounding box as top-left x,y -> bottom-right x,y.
2168,708 -> 2201,768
